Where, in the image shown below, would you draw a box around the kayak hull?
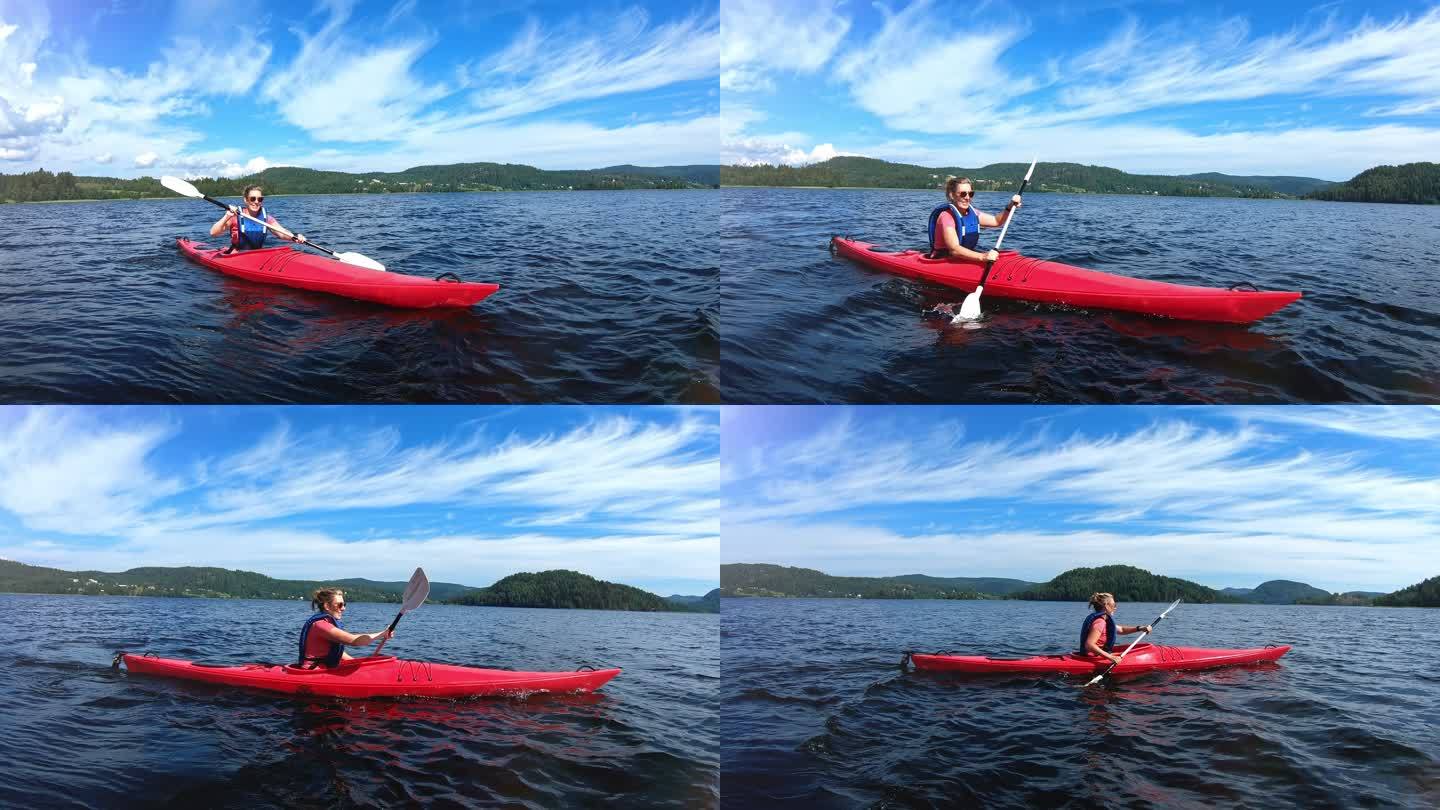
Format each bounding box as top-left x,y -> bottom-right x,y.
122,654 -> 619,699
831,236 -> 1300,323
177,238 -> 499,308
910,643 -> 1290,676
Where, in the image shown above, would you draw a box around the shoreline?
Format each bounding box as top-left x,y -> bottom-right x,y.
1,187 -> 717,205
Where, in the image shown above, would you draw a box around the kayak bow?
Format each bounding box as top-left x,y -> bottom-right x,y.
831,236 -> 1301,323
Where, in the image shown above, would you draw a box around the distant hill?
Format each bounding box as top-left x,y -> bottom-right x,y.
332,577 -> 473,603
1237,580 -> 1331,604
721,563 -> 1003,599
1180,172 -> 1335,196
1224,580 -> 1383,605
0,559 -> 404,603
1374,574 -> 1440,607
1306,162 -> 1439,204
447,570 -> 709,612
1013,565 -> 1237,604
889,574 -> 1037,595
665,589 -> 721,613
602,164 -> 720,186
0,161 -> 719,203
721,156 -> 1329,199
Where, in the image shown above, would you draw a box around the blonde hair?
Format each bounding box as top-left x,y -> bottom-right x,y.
944,176 -> 974,196
311,587 -> 345,612
1088,592 -> 1114,611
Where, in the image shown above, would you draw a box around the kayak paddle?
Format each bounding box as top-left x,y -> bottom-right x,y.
372,567 -> 430,657
160,175 -> 387,271
955,157 -> 1037,322
1082,597 -> 1182,687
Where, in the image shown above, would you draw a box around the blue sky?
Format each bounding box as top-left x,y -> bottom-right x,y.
721,1 -> 1440,179
0,0 -> 718,178
721,406 -> 1440,593
0,406 -> 719,595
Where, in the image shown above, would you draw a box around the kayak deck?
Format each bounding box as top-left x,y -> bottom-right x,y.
176,238 -> 499,309
909,643 -> 1291,676
121,653 -> 619,699
831,236 -> 1300,323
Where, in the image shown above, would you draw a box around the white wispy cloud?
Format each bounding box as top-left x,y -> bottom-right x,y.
1232,406 -> 1440,441
834,1 -> 1032,133
721,0 -> 849,92
461,8 -> 719,124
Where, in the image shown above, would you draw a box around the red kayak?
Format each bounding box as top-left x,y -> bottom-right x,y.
908,643 -> 1290,676
177,238 -> 499,308
120,653 -> 619,699
831,236 -> 1300,323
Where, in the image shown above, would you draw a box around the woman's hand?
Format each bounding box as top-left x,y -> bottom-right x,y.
227,205 -> 239,215
985,249 -> 1000,263
1107,653 -> 1123,665
1010,194 -> 1023,209
1139,625 -> 1153,633
293,233 -> 307,244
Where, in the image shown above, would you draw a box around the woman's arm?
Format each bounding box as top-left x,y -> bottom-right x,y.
942,220 -> 991,262
979,195 -> 1023,228
1084,621 -> 1123,663
208,210 -> 234,237
262,217 -> 304,242
313,622 -> 393,648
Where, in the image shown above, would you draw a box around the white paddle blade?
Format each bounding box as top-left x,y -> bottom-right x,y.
956,286 -> 985,320
400,567 -> 430,612
335,252 -> 386,272
160,175 -> 203,198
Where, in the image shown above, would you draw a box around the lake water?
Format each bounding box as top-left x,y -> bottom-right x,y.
721,598 -> 1438,808
0,594 -> 718,808
0,191 -> 718,403
721,188 -> 1440,403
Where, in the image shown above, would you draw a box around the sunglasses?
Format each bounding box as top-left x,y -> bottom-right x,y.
247,196 -> 264,202
955,190 -> 974,198
333,602 -> 346,608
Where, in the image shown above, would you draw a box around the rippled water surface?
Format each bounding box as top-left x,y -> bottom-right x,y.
721,188 -> 1440,403
0,191 -> 718,403
0,594 -> 718,808
721,598 -> 1438,808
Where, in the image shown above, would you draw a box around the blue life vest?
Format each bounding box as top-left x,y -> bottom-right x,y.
927,203 -> 980,254
1080,610 -> 1117,653
234,204 -> 270,250
298,611 -> 344,668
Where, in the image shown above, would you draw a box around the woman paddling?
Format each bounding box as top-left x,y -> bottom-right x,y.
1081,592 -> 1153,666
926,176 -> 1022,261
297,587 -> 395,669
208,184 -> 307,251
